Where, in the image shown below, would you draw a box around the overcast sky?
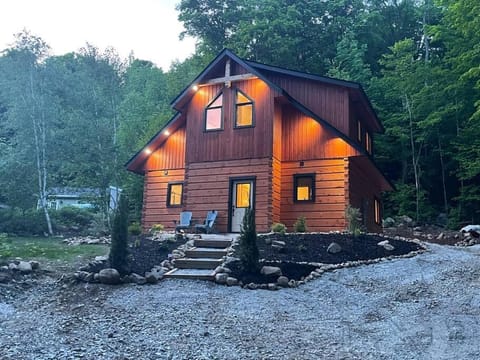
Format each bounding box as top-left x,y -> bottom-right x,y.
0,0 -> 196,71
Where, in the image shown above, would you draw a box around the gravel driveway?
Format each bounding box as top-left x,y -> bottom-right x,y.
1,243 -> 480,359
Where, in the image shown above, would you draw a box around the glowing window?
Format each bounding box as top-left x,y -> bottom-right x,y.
167,182 -> 183,207
235,90 -> 254,127
235,183 -> 251,208
374,198 -> 381,224
294,174 -> 315,202
205,94 -> 223,131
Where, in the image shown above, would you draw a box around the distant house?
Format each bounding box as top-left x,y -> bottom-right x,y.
126,49 -> 392,233
38,186 -> 121,211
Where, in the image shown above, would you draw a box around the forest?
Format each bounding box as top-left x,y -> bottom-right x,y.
0,0 -> 478,235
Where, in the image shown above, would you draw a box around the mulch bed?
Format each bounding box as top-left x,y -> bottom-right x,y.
128,235 -> 183,275
227,233 -> 423,285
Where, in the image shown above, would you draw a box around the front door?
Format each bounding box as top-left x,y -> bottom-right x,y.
230,179 -> 254,232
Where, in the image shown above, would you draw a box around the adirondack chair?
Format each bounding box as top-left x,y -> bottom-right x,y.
195,210 -> 218,234
174,211 -> 192,233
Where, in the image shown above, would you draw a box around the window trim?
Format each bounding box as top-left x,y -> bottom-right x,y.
204,92 -> 224,132
234,89 -> 255,129
374,197 -> 381,225
293,173 -> 316,203
166,181 -> 184,207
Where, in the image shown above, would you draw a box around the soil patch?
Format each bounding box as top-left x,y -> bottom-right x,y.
128,235 -> 182,275
258,233 -> 422,263
226,233 -> 423,286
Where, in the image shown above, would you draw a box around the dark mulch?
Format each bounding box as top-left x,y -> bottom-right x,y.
226,233 -> 423,286
258,233 -> 422,264
128,235 -> 183,275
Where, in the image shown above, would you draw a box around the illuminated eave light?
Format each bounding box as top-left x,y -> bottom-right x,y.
144,148 -> 152,155
163,130 -> 170,136
192,84 -> 199,91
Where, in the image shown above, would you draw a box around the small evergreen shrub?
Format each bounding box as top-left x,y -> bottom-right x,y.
128,222 -> 142,235
293,216 -> 308,232
346,205 -> 362,236
109,196 -> 130,275
238,208 -> 259,273
271,222 -> 287,235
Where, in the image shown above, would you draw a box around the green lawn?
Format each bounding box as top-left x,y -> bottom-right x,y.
0,236 -> 109,264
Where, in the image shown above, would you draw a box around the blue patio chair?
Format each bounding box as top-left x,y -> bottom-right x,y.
195,210 -> 218,234
174,211 -> 192,233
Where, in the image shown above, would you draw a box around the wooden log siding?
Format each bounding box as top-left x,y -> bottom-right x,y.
348,157 -> 382,232
144,127 -> 186,170
347,157 -> 383,232
265,74 -> 351,136
281,106 -> 360,161
280,159 -> 347,231
186,79 -> 274,163
186,158 -> 272,233
272,157 -> 282,224
142,169 -> 185,231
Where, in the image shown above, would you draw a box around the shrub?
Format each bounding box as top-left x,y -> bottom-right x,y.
346,205 -> 362,236
271,222 -> 287,235
293,216 -> 308,232
109,196 -> 130,275
51,206 -> 95,235
0,208 -> 47,236
150,224 -> 164,233
128,222 -> 142,235
238,208 -> 259,273
0,233 -> 12,259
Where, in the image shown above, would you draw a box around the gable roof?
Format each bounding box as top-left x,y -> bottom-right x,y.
126,49 -> 386,176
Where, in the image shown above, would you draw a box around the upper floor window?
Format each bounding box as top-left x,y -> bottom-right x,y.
374,197 -> 381,225
293,173 -> 315,202
357,120 -> 362,142
205,93 -> 223,131
235,90 -> 254,128
365,131 -> 372,154
167,182 -> 183,207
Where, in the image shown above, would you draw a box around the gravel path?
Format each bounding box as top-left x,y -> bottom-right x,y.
1,243 -> 480,359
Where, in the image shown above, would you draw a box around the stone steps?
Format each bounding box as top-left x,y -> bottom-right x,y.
163,235 -> 235,281
174,257 -> 223,269
164,268 -> 216,280
185,247 -> 228,258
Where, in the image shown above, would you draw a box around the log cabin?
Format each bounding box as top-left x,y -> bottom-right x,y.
126,49 -> 392,233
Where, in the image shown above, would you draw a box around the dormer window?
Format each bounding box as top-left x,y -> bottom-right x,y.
205,93 -> 223,131
235,90 -> 254,128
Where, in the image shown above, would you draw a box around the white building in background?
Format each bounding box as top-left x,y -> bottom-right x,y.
37,186 -> 122,211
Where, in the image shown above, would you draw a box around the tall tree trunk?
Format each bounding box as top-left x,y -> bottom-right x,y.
405,94 -> 422,222
437,134 -> 449,214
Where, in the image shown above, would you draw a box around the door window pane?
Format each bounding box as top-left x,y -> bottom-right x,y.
236,183 -> 251,208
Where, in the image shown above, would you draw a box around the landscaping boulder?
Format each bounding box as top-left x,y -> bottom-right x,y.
0,272 -> 12,283
129,273 -> 147,285
215,273 -> 228,284
29,261 -> 40,270
277,276 -> 289,287
145,272 -> 159,284
97,268 -> 121,285
377,240 -> 395,251
327,242 -> 342,254
17,261 -> 33,274
226,277 -> 238,286
260,266 -> 282,277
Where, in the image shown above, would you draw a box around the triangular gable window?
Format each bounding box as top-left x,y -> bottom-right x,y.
235,90 -> 254,128
205,93 -> 223,131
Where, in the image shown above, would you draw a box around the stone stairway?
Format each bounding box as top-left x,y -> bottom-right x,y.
164,235 -> 233,281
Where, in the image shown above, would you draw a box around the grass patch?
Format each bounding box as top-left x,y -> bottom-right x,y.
0,236 -> 108,262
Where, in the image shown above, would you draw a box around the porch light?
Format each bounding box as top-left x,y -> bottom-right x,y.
192,84 -> 199,91
163,130 -> 170,136
144,148 -> 152,155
